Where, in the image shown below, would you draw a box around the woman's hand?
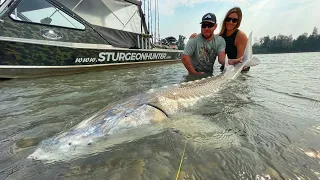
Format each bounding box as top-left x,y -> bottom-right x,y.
189,33 -> 198,39
229,57 -> 243,65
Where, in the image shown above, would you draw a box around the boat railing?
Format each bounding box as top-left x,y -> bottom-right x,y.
137,33 -> 152,49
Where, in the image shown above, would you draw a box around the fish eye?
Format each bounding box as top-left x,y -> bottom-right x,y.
68,143 -> 72,145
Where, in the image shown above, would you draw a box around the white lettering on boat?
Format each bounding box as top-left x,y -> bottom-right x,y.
97,52 -> 169,62
75,52 -> 171,63
75,57 -> 97,63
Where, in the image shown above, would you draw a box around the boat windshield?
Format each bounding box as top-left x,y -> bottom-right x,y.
57,0 -> 145,34
9,0 -> 85,30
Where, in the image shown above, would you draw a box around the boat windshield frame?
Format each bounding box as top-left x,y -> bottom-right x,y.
0,0 -> 13,16
56,0 -> 146,34
6,0 -> 87,31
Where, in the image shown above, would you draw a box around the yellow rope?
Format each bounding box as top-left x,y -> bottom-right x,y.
175,140 -> 187,180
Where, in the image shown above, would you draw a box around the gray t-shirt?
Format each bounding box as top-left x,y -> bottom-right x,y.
183,34 -> 226,73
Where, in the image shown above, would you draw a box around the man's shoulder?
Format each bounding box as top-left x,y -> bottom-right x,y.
185,34 -> 203,47
214,35 -> 225,42
186,35 -> 199,45
183,35 -> 200,55
189,34 -> 203,42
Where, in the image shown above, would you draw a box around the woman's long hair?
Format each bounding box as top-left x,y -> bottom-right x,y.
219,7 -> 243,35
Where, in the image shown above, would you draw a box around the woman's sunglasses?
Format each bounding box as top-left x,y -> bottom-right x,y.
201,23 -> 215,28
226,17 -> 238,23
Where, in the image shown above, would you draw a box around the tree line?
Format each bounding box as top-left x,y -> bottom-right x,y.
253,27 -> 320,54
177,27 -> 320,54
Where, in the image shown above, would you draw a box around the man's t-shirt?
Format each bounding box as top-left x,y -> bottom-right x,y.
183,34 -> 226,73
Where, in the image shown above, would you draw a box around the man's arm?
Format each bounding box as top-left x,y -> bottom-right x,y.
217,51 -> 226,66
181,54 -> 200,74
217,37 -> 226,65
182,38 -> 204,75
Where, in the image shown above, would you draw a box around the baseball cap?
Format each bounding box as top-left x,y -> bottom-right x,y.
200,13 -> 216,24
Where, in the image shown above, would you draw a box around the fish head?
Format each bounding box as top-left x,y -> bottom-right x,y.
27,128 -> 99,162
28,103 -> 169,163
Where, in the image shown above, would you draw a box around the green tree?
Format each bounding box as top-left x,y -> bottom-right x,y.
292,33 -> 308,52
253,27 -> 320,54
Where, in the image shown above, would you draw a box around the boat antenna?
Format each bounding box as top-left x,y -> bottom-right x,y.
154,0 -> 157,43
141,0 -> 143,35
147,0 -> 150,36
157,0 -> 160,42
150,0 -> 153,43
144,0 -> 146,20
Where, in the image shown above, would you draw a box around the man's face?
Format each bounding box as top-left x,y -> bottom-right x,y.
201,23 -> 216,39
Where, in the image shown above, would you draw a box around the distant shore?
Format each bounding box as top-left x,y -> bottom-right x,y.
253,50 -> 320,55
252,27 -> 320,55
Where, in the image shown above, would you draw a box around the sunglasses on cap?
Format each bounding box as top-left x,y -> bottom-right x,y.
226,17 -> 238,23
201,23 -> 215,28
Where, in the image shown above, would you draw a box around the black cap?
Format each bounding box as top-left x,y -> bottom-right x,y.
200,13 -> 216,24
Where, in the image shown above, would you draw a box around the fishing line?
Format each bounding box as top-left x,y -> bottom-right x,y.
175,139 -> 187,180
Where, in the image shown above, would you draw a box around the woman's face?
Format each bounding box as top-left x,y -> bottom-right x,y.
225,12 -> 239,30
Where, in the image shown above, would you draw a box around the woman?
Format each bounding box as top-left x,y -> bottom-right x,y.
219,7 -> 249,71
189,7 -> 249,71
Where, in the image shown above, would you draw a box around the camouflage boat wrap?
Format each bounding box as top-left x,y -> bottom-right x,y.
0,0 -> 182,78
0,38 -> 182,66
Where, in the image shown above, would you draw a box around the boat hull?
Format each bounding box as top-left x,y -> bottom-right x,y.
0,37 -> 182,78
0,0 -> 182,78
0,60 -> 181,78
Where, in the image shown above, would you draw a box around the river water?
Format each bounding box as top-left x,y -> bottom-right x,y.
0,52 -> 319,180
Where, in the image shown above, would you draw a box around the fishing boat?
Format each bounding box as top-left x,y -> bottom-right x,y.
0,0 -> 182,78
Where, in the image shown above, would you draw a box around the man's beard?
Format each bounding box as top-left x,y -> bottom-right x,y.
202,32 -> 213,39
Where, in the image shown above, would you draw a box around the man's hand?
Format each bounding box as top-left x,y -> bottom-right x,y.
190,71 -> 205,75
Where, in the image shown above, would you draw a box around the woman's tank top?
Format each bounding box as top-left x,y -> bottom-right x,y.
221,29 -> 239,59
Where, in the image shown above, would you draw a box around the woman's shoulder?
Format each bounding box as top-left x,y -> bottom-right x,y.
236,29 -> 248,40
235,29 -> 248,44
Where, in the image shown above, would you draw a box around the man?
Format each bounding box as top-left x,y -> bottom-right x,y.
182,13 -> 240,75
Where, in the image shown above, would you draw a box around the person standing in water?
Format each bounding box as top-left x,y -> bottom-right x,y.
219,7 -> 250,71
182,13 -> 241,76
189,7 -> 249,71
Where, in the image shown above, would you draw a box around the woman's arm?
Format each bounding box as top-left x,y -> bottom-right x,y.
235,30 -> 248,58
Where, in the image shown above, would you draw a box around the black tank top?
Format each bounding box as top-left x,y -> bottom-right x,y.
221,29 -> 239,59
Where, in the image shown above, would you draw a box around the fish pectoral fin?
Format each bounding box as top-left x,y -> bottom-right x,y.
150,109 -> 169,124
145,103 -> 169,124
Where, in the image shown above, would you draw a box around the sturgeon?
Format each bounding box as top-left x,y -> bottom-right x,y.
28,33 -> 260,163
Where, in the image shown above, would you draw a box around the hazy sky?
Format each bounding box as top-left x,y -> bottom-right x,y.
145,0 -> 320,42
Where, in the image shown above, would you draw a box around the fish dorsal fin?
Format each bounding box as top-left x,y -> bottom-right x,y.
243,32 -> 253,64
243,32 -> 261,67
224,54 -> 229,69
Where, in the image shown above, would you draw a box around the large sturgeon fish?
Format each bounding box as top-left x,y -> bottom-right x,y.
28,33 -> 260,163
